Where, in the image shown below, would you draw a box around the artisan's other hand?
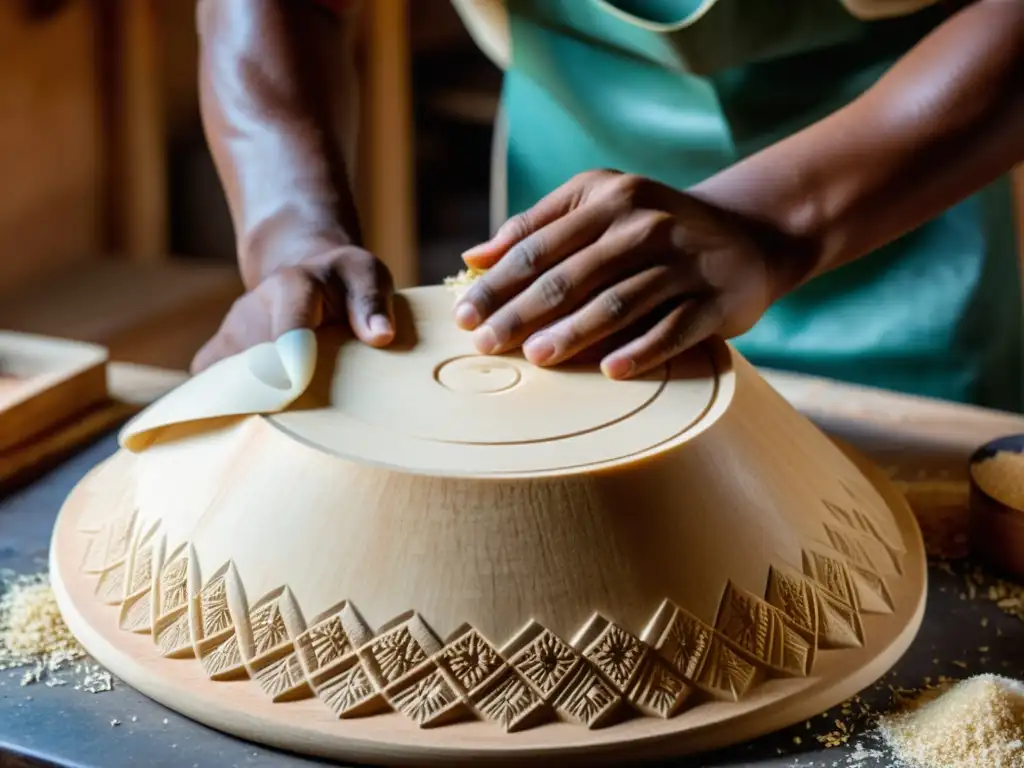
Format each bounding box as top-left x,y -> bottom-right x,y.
453,170 -> 803,380
190,247 -> 395,374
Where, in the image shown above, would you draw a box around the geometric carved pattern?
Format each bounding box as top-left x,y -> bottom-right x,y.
77,498 -> 904,732
715,583 -> 813,678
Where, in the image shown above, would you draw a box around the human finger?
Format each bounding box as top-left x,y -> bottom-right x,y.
520,264 -> 698,367
459,175 -> 591,270
339,252 -> 396,347
454,205 -> 608,331
190,294 -> 273,374
600,298 -> 723,379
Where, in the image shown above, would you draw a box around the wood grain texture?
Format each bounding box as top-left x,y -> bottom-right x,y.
0,261 -> 243,370
50,286 -> 926,765
0,0 -> 103,293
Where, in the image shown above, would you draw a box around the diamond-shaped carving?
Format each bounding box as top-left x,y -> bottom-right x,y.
362,625 -> 429,687
95,562 -> 127,605
197,574 -> 232,638
765,565 -> 817,640
249,600 -> 290,658
471,668 -> 547,732
119,589 -> 152,633
159,553 -> 189,617
804,549 -> 858,610
438,628 -> 503,693
553,664 -> 621,728
199,632 -> 247,680
652,604 -> 712,682
510,629 -> 580,699
316,656 -> 387,719
385,663 -> 468,727
695,638 -> 758,701
583,623 -> 647,692
128,543 -> 154,595
253,652 -> 312,702
155,609 -> 193,657
814,585 -> 864,649
627,655 -> 692,718
296,616 -> 351,674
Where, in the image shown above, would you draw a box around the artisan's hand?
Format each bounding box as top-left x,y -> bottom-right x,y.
453,170 -> 800,379
190,247 -> 395,374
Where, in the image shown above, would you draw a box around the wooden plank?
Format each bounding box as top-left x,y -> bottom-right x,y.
0,333 -> 108,454
0,360 -> 183,492
360,0 -> 418,288
98,0 -> 168,261
0,0 -> 103,293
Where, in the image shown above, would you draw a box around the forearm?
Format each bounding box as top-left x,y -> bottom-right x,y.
690,0 -> 1024,293
197,0 -> 362,290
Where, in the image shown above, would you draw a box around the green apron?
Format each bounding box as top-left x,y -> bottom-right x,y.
500,0 -> 1023,411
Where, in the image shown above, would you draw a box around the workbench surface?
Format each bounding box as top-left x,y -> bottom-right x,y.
2,405 -> 1024,767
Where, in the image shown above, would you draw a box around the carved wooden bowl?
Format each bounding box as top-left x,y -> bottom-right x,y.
50,286 -> 927,766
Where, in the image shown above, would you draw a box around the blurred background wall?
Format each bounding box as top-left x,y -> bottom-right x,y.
0,0 -> 1019,371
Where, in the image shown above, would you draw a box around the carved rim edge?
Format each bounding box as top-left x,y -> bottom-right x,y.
72,490 -> 908,733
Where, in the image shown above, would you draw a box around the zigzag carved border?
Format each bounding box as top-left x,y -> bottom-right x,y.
76,497 -> 903,731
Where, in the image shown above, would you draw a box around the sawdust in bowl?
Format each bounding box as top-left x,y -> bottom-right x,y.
879,674 -> 1024,767
972,451 -> 1024,509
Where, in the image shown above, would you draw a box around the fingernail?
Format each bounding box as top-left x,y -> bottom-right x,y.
473,325 -> 498,355
461,242 -> 491,259
368,314 -> 393,340
524,335 -> 556,365
602,356 -> 635,379
454,302 -> 481,329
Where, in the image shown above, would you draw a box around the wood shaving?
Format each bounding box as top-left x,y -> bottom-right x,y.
443,266 -> 487,298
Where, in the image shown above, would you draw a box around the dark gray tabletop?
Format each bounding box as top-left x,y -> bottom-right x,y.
2,431 -> 1022,768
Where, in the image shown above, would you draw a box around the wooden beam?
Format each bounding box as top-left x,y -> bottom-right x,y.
361,0 -> 418,288
99,0 -> 168,261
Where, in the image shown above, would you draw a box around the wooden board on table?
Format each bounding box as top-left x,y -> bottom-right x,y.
0,340 -> 186,490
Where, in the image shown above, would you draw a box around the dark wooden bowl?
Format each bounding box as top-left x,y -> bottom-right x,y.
969,434 -> 1024,579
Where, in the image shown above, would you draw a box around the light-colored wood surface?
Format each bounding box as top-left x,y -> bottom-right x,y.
51,286 -> 925,764
0,261 -> 243,371
0,361 -> 186,491
0,345 -> 185,490
762,368 -> 1024,471
0,332 -> 108,454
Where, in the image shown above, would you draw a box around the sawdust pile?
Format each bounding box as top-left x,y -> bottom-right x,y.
443,266 -> 487,297
0,570 -> 113,693
879,674 -> 1024,768
973,451 -> 1024,509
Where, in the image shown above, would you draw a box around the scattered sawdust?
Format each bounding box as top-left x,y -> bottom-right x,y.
879,675 -> 1024,767
972,452 -> 1024,510
443,266 -> 487,298
893,479 -> 971,560
0,569 -> 114,693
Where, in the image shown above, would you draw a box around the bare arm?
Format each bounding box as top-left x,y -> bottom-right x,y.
691,0 -> 1024,292
191,0 -> 393,374
196,0 -> 363,291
